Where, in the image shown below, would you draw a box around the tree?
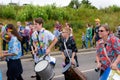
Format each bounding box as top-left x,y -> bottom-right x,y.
68,0 -> 80,9
81,0 -> 91,5
80,0 -> 97,9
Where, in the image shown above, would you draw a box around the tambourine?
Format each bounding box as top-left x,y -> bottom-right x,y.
3,34 -> 11,41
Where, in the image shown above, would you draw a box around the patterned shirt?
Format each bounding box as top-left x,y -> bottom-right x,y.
32,28 -> 55,56
96,34 -> 120,70
7,36 -> 22,60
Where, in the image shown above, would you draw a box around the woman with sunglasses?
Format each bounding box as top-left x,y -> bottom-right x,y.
1,24 -> 23,80
96,24 -> 120,77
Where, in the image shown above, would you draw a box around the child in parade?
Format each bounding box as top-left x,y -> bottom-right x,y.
60,28 -> 79,80
1,24 -> 23,80
31,17 -> 58,80
81,32 -> 87,49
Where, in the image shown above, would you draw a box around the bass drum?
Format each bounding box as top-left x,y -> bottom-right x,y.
35,60 -> 55,80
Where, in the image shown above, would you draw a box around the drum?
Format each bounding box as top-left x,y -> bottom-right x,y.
62,63 -> 71,74
34,60 -> 55,80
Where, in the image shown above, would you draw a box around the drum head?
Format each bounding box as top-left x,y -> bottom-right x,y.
62,63 -> 71,74
35,60 -> 48,72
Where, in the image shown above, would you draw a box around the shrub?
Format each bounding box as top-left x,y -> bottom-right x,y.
1,5 -> 16,19
32,6 -> 48,21
16,5 -> 34,21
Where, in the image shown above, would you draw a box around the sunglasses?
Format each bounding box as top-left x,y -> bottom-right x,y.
62,32 -> 68,33
98,30 -> 105,32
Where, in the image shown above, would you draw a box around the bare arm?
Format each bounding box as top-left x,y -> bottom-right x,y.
111,55 -> 120,70
96,54 -> 101,68
46,37 -> 58,55
61,52 -> 65,62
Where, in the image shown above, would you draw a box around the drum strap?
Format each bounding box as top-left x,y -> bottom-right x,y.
36,31 -> 43,53
63,41 -> 71,62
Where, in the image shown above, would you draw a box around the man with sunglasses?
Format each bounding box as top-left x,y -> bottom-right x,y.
93,18 -> 101,45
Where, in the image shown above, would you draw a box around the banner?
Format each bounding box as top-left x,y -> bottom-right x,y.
100,67 -> 120,80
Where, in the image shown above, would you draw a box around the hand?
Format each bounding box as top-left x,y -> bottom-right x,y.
46,48 -> 51,55
34,48 -> 38,53
111,63 -> 119,70
71,58 -> 75,65
97,62 -> 101,69
0,53 -> 5,60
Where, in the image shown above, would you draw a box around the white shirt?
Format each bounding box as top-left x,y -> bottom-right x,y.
32,28 -> 55,49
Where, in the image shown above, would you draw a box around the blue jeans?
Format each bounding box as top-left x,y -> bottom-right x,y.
85,37 -> 93,48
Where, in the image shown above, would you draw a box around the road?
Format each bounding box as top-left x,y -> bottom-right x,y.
0,51 -> 100,80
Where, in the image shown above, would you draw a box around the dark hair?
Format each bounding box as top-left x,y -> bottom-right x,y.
6,24 -> 22,41
87,23 -> 91,27
34,17 -> 44,25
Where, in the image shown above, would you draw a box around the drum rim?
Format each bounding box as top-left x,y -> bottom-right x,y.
34,60 -> 49,72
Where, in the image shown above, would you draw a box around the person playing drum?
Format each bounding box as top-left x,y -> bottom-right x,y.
32,17 -> 58,80
60,27 -> 79,80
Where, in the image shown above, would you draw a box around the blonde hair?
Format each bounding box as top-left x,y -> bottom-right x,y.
62,27 -> 71,35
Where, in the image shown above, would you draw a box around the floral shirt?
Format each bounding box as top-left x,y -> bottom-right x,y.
7,36 -> 22,60
96,34 -> 120,70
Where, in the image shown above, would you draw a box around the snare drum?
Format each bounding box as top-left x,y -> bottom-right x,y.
35,60 -> 55,80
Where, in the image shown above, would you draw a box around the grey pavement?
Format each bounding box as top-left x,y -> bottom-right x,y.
1,50 -> 98,80
21,48 -> 96,59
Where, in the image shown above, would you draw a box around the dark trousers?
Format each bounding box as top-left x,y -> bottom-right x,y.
3,40 -> 7,50
81,41 -> 86,49
7,75 -> 23,80
21,36 -> 29,55
7,59 -> 23,80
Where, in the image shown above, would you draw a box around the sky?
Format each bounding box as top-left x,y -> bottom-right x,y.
0,0 -> 120,9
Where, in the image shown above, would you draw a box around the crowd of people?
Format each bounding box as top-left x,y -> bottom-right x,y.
0,17 -> 120,80
81,18 -> 101,49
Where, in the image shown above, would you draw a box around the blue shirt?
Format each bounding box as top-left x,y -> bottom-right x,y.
18,26 -> 24,37
53,29 -> 60,38
7,36 -> 22,60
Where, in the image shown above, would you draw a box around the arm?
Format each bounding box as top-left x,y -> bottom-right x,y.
110,37 -> 120,70
96,54 -> 101,68
111,55 -> 120,70
71,39 -> 78,64
61,52 -> 66,62
71,52 -> 76,65
31,46 -> 35,55
3,53 -> 16,57
46,37 -> 58,55
33,41 -> 37,53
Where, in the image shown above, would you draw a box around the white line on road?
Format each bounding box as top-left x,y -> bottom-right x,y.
54,68 -> 94,79
54,51 -> 96,57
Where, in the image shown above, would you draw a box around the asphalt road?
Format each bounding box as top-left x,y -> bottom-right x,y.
0,51 -> 100,80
